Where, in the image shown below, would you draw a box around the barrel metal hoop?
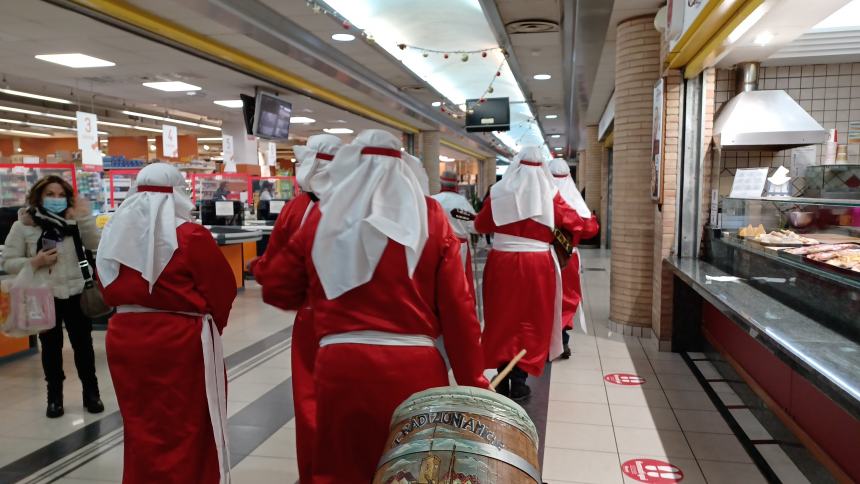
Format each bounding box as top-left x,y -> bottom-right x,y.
377,440 -> 541,484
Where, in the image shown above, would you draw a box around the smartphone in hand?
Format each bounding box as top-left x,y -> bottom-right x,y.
41,238 -> 59,251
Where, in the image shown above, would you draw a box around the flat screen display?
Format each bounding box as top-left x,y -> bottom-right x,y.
253,92 -> 292,140
465,97 -> 510,133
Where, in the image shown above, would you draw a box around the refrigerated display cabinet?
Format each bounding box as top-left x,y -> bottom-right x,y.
0,164 -> 77,208
191,173 -> 251,205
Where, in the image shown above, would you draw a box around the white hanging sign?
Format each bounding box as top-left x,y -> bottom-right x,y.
266,142 -> 277,166
222,134 -> 236,173
76,111 -> 102,167
162,124 -> 178,158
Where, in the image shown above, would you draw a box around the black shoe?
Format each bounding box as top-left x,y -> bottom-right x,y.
510,381 -> 531,402
561,344 -> 572,360
83,393 -> 104,414
46,400 -> 64,418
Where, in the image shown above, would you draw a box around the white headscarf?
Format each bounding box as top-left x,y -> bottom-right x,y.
313,129 -> 428,299
97,163 -> 194,292
294,134 -> 343,195
489,145 -> 556,227
403,152 -> 430,196
549,158 -> 591,218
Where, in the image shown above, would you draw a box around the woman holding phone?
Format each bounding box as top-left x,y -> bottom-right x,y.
2,175 -> 103,418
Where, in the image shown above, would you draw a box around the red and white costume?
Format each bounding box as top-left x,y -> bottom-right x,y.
97,164 -> 236,484
431,173 -> 477,297
549,159 -> 599,332
475,147 -> 590,376
252,134 -> 342,484
262,130 -> 488,483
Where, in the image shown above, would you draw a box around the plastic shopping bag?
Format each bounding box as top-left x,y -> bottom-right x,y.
1,266 -> 55,337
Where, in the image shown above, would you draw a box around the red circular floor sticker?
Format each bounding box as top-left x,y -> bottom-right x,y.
621,458 -> 684,483
604,373 -> 647,385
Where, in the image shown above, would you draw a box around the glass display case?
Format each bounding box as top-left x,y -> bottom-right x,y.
75,169 -> 105,214
104,169 -> 142,209
191,173 -> 251,206
705,196 -> 860,340
250,176 -> 299,203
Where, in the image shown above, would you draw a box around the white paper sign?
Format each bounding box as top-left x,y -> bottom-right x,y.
269,200 -> 285,214
76,111 -> 101,167
222,134 -> 236,173
266,142 -> 277,166
162,125 -> 178,158
215,200 -> 235,216
729,168 -> 769,199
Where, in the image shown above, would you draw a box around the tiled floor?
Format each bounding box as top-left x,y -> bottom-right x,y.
0,248 -> 825,482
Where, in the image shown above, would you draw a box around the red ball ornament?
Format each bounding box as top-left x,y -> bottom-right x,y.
480,98 -> 486,103
443,53 -> 449,59
481,51 -> 488,58
496,71 -> 501,77
440,107 -> 446,112
397,43 -> 407,50
342,20 -> 350,29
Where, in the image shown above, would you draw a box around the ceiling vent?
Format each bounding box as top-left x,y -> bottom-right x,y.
506,19 -> 559,34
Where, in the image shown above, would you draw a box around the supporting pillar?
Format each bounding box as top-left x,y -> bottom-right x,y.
420,131 -> 441,194
481,156 -> 496,198
609,14 -> 661,331
583,125 -> 602,215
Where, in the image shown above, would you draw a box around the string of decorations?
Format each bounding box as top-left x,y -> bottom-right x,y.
395,43 -> 505,63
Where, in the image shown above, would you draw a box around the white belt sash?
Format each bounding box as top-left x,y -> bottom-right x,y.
490,234 -> 564,361
116,305 -> 231,484
319,330 -> 436,348
457,238 -> 469,267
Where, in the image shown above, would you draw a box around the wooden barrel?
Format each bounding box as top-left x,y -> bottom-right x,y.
373,386 -> 541,484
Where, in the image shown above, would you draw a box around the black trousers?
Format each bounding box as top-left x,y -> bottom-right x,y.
38,295 -> 98,394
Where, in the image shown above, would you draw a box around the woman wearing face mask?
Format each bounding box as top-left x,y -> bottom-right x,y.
2,175 -> 103,418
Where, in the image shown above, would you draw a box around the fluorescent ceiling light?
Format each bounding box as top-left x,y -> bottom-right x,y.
551,134 -> 561,138
0,128 -> 51,137
198,137 -> 223,141
142,81 -> 201,92
99,121 -> 133,128
727,4 -> 767,44
35,53 -> 115,68
133,126 -> 163,133
754,31 -> 774,46
553,147 -> 562,151
0,105 -> 77,121
214,100 -> 244,108
122,110 -> 220,130
814,0 -> 860,30
545,114 -> 558,119
332,33 -> 355,41
147,138 -> 156,142
323,128 -> 353,134
439,155 -> 455,162
533,74 -> 552,80
0,88 -> 71,104
431,101 -> 441,107
291,117 -> 316,124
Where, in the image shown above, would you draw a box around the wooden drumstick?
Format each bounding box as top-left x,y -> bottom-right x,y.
489,349 -> 527,391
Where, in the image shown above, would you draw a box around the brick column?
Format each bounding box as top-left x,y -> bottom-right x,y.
600,144 -> 609,248
583,125 -> 602,215
420,131 -> 441,194
609,15 -> 661,330
481,156 -> 496,197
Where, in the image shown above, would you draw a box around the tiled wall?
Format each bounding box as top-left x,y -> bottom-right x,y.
715,63 -> 860,172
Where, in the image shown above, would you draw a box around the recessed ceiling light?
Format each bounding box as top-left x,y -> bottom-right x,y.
149,144 -> 156,151
332,33 -> 355,42
439,155 -> 455,162
203,144 -> 210,151
214,100 -> 244,108
431,101 -> 442,107
754,31 -> 774,46
533,74 -> 552,80
554,147 -> 562,151
35,53 -> 115,68
0,89 -> 71,104
121,110 -> 220,130
142,81 -> 202,92
545,114 -> 558,119
291,117 -> 316,124
324,128 -> 354,134
551,134 -> 561,138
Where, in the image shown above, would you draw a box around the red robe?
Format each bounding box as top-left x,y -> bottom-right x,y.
475,193 -> 588,376
102,222 -> 236,484
253,192 -> 317,484
561,217 -> 599,330
266,198 -> 488,483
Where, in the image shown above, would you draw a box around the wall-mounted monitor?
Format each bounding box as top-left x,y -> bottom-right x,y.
465,97 -> 510,133
240,92 -> 293,140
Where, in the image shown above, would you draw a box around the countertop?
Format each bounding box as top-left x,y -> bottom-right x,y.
205,225 -> 263,245
665,256 -> 860,419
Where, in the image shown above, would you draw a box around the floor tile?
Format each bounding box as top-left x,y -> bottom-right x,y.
613,426 -> 694,459
599,357 -> 655,375
730,408 -> 772,440
655,373 -> 705,392
545,422 -> 617,453
650,359 -> 694,376
664,390 -> 716,411
549,382 -> 608,404
67,446 -> 125,482
250,425 -> 298,459
229,455 -> 300,483
619,454 -> 707,484
548,400 -> 613,426
756,444 -> 811,484
550,367 -> 606,386
673,409 -> 732,434
609,405 -> 680,431
542,447 -> 623,483
605,386 -> 670,408
685,432 -> 752,463
693,361 -> 722,380
698,460 -> 768,484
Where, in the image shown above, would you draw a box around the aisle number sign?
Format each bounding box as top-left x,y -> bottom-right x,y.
267,141 -> 277,166
223,134 -> 236,173
163,124 -> 178,158
76,111 -> 102,168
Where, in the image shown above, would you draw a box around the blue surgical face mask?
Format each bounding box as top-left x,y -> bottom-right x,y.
42,197 -> 68,214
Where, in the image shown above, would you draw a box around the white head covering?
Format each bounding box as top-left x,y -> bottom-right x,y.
403,152 -> 430,196
549,158 -> 591,218
96,163 -> 194,292
294,134 -> 343,194
489,145 -> 556,227
313,129 -> 428,299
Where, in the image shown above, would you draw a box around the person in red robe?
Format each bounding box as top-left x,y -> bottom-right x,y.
431,170 -> 478,297
252,133 -> 342,484
259,130 -> 489,483
97,163 -> 236,484
549,158 -> 599,358
475,146 -> 591,401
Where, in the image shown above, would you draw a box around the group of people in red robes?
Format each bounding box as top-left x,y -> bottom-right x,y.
95,130 -> 596,483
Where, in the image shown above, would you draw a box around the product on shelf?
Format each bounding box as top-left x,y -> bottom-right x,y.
806,249 -> 860,273
738,224 -> 766,238
784,243 -> 859,255
753,230 -> 819,246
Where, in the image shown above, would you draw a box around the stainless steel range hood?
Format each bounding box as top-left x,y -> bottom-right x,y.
713,62 -> 828,150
